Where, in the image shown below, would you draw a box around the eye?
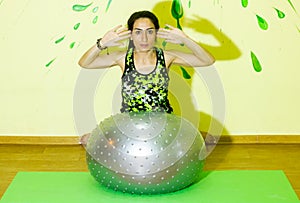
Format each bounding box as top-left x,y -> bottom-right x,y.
135,30 -> 141,35
147,29 -> 154,34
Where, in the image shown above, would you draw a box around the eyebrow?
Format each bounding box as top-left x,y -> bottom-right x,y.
133,27 -> 155,30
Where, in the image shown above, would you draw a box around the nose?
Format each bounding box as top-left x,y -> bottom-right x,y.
141,31 -> 148,42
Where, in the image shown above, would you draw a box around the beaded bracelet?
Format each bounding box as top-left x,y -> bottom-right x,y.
96,38 -> 107,50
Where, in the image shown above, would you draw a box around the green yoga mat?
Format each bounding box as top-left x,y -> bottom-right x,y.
1,170 -> 299,203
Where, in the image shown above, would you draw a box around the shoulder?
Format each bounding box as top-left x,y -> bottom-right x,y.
113,50 -> 127,71
161,50 -> 177,68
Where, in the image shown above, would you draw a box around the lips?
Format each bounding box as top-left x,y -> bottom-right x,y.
140,44 -> 149,48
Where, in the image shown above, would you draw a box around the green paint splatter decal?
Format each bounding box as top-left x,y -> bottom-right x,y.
250,51 -> 262,72
45,58 -> 56,67
287,0 -> 298,14
274,8 -> 285,19
92,16 -> 98,24
240,1 -> 298,72
70,42 -> 76,49
106,0 -> 112,12
55,35 -> 65,44
162,40 -> 167,48
46,1 -> 104,69
171,0 -> 184,30
72,3 -> 93,12
241,0 -> 248,8
92,6 -> 99,13
256,15 -> 268,30
73,23 -> 80,30
180,66 -> 191,79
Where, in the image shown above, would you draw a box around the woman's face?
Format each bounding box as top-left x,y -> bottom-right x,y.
131,18 -> 156,52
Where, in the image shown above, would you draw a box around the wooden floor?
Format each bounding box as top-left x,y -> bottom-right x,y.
0,144 -> 299,199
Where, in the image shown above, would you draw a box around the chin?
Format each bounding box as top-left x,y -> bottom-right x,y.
136,47 -> 153,52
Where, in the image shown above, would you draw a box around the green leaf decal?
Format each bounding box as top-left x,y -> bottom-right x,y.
92,16 -> 98,24
73,23 -> 80,30
55,35 -> 65,44
171,0 -> 183,30
72,3 -> 93,12
70,42 -> 76,49
256,15 -> 268,30
287,0 -> 298,14
274,8 -> 285,19
180,66 -> 191,79
92,6 -> 99,13
250,51 -> 262,72
171,0 -> 184,19
162,40 -> 167,48
241,0 -> 248,8
106,0 -> 112,12
45,58 -> 56,67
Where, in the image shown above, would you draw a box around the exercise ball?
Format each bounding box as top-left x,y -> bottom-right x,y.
86,112 -> 206,194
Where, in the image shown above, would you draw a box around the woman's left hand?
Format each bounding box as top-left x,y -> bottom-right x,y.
157,24 -> 188,44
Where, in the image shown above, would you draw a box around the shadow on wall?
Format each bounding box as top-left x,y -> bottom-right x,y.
151,1 -> 240,141
152,1 -> 242,61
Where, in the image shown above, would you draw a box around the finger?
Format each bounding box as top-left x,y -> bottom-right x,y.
118,30 -> 131,36
156,33 -> 166,39
111,25 -> 122,32
165,24 -> 175,29
158,28 -> 170,33
157,32 -> 169,39
157,35 -> 169,40
116,26 -> 128,33
118,34 -> 131,41
165,39 -> 180,44
111,42 -> 125,47
157,30 -> 169,36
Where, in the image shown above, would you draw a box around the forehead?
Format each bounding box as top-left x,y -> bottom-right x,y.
133,18 -> 155,29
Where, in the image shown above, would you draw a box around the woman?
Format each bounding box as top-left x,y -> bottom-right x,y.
78,11 -> 214,144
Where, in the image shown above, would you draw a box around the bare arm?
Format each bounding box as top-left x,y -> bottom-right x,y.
78,25 -> 131,69
78,45 -> 125,69
157,24 -> 215,67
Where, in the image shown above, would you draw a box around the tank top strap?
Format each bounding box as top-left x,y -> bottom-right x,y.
155,47 -> 166,69
122,47 -> 135,77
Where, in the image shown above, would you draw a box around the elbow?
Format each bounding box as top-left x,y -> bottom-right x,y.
78,59 -> 84,68
204,55 -> 215,66
207,58 -> 216,66
78,60 -> 89,69
197,58 -> 215,67
78,61 -> 83,68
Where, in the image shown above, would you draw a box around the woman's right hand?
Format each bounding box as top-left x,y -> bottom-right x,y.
101,25 -> 131,47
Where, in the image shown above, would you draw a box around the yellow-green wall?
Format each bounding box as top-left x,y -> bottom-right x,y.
0,0 -> 299,136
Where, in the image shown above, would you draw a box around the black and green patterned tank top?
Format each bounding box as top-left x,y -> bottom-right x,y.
120,47 -> 173,113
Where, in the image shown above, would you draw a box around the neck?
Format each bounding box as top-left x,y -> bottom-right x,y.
134,48 -> 155,56
134,48 -> 156,65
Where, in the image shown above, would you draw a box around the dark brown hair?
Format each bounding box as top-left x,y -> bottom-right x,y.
127,10 -> 160,31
